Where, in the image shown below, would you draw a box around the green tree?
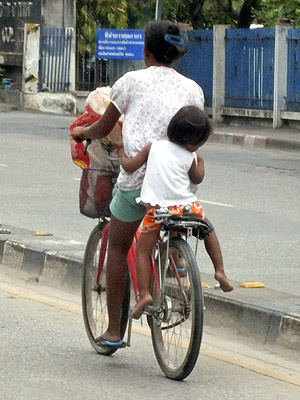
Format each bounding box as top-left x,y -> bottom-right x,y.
76,0 -> 300,57
254,0 -> 300,27
160,0 -> 261,29
77,0 -> 128,55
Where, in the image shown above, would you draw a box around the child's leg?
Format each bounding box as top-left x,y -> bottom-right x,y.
132,228 -> 160,319
203,220 -> 233,292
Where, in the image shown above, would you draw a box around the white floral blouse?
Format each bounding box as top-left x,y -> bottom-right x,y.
110,66 -> 204,191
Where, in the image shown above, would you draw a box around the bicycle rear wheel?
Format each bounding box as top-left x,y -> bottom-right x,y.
82,221 -> 130,355
150,236 -> 203,380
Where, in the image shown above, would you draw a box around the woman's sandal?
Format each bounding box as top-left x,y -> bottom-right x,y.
96,335 -> 126,349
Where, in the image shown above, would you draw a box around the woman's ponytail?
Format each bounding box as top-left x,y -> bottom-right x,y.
144,21 -> 187,64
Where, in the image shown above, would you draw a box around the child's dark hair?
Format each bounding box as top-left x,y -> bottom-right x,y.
144,20 -> 187,64
167,106 -> 212,147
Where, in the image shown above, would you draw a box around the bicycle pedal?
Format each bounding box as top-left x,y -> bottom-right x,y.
142,308 -> 152,316
145,305 -> 160,313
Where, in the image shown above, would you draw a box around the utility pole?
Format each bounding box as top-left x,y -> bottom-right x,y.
155,0 -> 162,21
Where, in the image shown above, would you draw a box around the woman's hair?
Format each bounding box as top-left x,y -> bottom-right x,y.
167,106 -> 212,147
144,20 -> 187,64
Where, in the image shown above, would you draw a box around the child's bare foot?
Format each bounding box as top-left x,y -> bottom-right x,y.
132,293 -> 152,320
214,270 -> 233,292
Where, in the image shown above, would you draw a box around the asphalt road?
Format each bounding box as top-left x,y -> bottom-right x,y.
0,266 -> 299,400
0,111 -> 300,296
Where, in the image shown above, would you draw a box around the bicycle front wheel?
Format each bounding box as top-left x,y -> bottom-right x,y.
82,222 -> 130,356
150,236 -> 203,380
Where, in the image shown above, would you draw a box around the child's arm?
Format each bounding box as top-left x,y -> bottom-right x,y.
188,153 -> 205,184
121,143 -> 152,173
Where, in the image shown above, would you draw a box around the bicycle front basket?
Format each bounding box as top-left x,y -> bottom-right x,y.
79,168 -> 118,218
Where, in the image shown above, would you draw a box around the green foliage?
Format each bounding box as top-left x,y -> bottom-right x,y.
76,0 -> 300,56
127,1 -> 156,28
77,0 -> 128,55
254,0 -> 300,27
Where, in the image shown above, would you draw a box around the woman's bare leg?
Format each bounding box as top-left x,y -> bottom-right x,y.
103,215 -> 142,341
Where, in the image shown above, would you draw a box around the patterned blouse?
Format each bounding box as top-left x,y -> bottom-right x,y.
110,66 -> 204,191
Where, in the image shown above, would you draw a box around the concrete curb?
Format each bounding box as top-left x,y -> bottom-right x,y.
210,131 -> 300,153
203,293 -> 300,353
1,231 -> 300,355
0,236 -> 83,292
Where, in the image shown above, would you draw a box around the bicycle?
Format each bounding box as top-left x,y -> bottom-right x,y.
80,165 -> 212,380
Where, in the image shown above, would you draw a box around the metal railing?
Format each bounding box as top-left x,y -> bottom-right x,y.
287,29 -> 300,112
40,27 -> 73,92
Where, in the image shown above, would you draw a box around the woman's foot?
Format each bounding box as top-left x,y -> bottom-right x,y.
96,335 -> 125,348
132,293 -> 152,320
214,270 -> 234,292
97,330 -> 121,343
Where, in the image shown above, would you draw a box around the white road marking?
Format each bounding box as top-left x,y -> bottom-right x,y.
200,199 -> 234,208
0,163 -> 8,167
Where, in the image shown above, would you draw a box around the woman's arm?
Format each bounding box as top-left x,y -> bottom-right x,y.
71,102 -> 121,142
121,143 -> 152,173
188,153 -> 205,184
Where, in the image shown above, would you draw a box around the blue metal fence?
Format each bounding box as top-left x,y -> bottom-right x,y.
225,29 -> 275,110
175,30 -> 213,107
72,27 -> 300,115
287,29 -> 300,112
40,28 -> 73,92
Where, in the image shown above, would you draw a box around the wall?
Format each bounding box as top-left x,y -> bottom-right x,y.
24,92 -> 76,114
42,0 -> 75,28
0,0 -> 75,98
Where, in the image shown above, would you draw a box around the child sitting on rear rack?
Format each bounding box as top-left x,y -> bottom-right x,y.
120,105 -> 233,319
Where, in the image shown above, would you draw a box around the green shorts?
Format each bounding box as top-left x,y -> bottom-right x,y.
110,187 -> 146,223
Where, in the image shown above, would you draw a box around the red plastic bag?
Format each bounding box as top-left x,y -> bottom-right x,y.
69,87 -> 123,169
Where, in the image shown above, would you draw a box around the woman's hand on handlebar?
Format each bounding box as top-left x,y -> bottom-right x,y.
71,126 -> 88,143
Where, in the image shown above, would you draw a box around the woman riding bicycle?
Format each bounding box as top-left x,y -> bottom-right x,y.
71,20 -> 214,347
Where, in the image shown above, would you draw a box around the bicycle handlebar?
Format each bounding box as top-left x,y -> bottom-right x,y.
84,139 -> 92,155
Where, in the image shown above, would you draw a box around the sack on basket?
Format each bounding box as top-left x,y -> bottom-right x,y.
69,87 -> 123,218
69,87 -> 123,170
79,168 -> 118,218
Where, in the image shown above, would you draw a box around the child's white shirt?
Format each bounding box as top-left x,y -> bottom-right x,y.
137,140 -> 198,207
110,66 -> 204,191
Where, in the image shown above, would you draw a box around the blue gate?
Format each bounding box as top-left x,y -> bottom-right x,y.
40,28 -> 73,92
225,29 -> 275,110
287,29 -> 300,112
175,30 -> 213,107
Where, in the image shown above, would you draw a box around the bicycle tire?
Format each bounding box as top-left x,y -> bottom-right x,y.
150,236 -> 203,380
82,222 -> 130,356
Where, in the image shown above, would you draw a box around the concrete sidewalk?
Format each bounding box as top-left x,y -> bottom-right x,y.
1,102 -> 300,153
211,123 -> 300,153
0,223 -> 299,359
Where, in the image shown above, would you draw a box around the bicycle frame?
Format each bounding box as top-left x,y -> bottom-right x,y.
93,217 -> 205,347
82,215 -> 207,379
96,221 -> 161,302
